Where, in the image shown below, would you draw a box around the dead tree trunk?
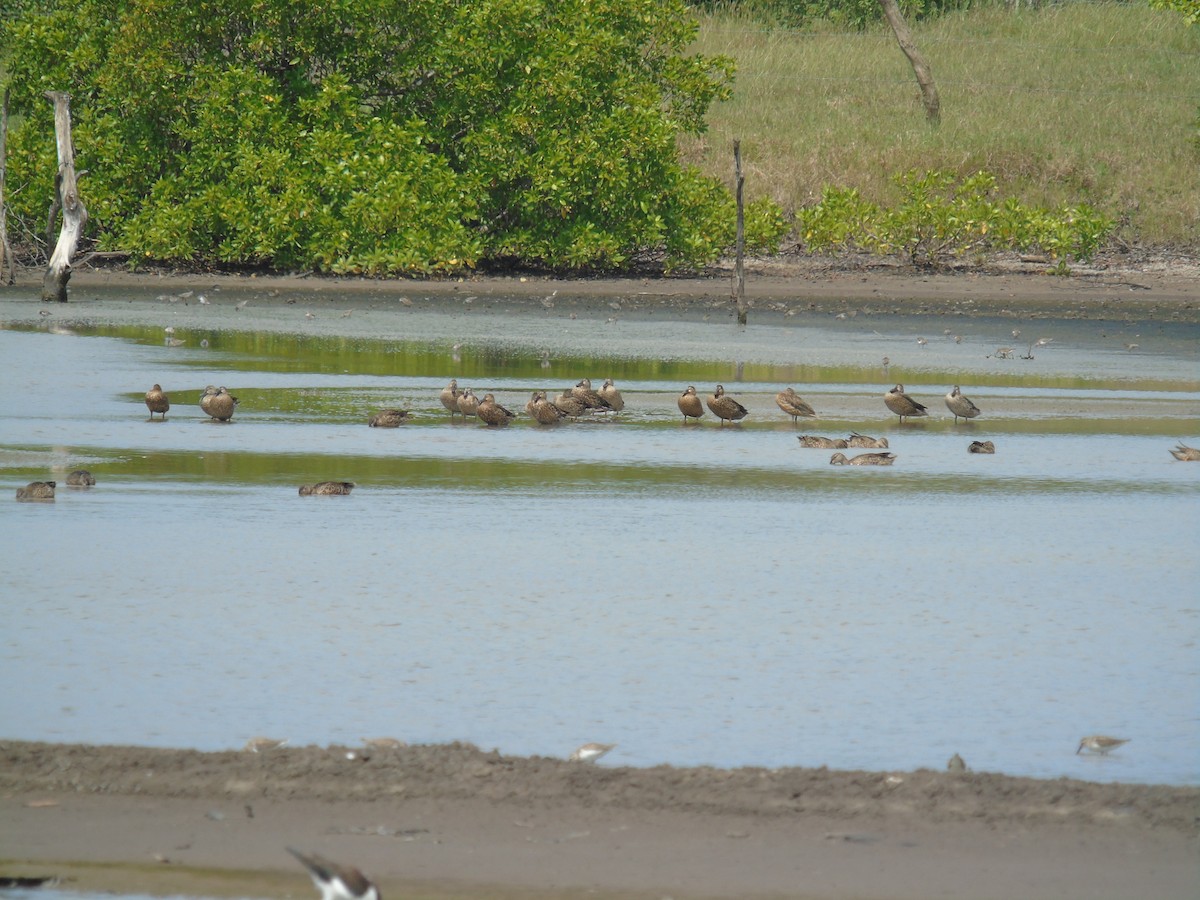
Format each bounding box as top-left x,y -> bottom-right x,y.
878,0 -> 940,125
0,88 -> 14,285
733,140 -> 747,326
42,90 -> 87,303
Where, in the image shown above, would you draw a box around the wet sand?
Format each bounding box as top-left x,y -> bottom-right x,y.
2,260 -> 1199,898
2,741 -> 1198,900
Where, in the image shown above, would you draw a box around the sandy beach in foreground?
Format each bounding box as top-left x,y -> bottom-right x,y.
3,258 -> 1198,898
2,741 -> 1198,900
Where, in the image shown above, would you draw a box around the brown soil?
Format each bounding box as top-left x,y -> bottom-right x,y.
2,741 -> 1197,900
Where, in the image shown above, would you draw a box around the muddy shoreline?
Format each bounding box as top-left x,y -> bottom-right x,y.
2,741 -> 1197,899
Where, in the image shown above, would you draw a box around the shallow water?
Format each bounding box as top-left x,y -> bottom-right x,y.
1,293 -> 1198,786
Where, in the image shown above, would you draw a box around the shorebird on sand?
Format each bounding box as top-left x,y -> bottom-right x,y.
288,847 -> 381,900
570,742 -> 617,763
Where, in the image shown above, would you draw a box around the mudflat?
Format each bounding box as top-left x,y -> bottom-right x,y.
1,741 -> 1198,900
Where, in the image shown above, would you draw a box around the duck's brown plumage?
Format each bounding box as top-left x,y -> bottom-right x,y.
298,481 -> 356,496
677,386 -> 705,422
553,392 -> 588,419
145,384 -> 170,420
944,385 -> 981,423
830,451 -> 896,466
847,432 -> 888,449
531,391 -> 566,425
570,378 -> 612,411
1170,443 -> 1200,461
476,393 -> 517,426
456,388 -> 480,418
439,379 -> 461,416
968,440 -> 996,454
368,409 -> 410,427
797,435 -> 848,449
66,469 -> 96,486
707,385 -> 748,425
201,385 -> 238,421
599,378 -> 624,413
774,387 -> 816,422
884,384 -> 928,422
16,480 -> 56,500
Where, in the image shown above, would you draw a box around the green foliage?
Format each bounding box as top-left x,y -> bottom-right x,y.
797,170 -> 1114,268
1,0 -> 783,273
687,0 -> 984,30
1148,0 -> 1200,26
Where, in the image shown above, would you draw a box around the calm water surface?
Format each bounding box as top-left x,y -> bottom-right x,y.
1,292 -> 1198,786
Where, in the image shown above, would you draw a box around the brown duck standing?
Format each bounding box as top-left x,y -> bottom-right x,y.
570,378 -> 612,411
145,383 -> 170,420
599,378 -> 625,413
884,384 -> 928,423
457,388 -> 480,419
531,391 -> 566,425
707,385 -> 748,425
553,391 -> 588,419
298,481 -> 356,496
677,386 -> 705,423
944,385 -> 982,424
476,393 -> 517,426
775,387 -> 816,423
439,379 -> 462,417
200,385 -> 238,421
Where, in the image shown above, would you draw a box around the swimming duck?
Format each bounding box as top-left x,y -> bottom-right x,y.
298,481 -> 356,496
531,391 -> 566,425
968,440 -> 996,454
707,385 -> 748,425
368,409 -> 410,427
847,432 -> 888,449
677,386 -> 705,423
16,480 -> 56,500
599,378 -> 625,413
797,435 -> 848,449
476,393 -> 517,426
884,384 -> 928,423
570,378 -> 612,411
66,469 -> 96,486
201,385 -> 238,421
456,388 -> 480,419
774,387 -> 816,422
830,451 -> 896,466
1169,443 -> 1200,461
944,385 -> 982,423
145,383 -> 170,420
439,379 -> 461,417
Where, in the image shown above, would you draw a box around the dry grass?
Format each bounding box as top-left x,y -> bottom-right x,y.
684,3 -> 1200,248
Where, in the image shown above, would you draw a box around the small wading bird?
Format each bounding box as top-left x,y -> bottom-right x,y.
707,385 -> 748,425
570,742 -> 617,763
944,385 -> 982,424
830,452 -> 896,466
244,737 -> 288,752
775,387 -> 817,423
298,482 -> 355,496
66,469 -> 96,486
16,481 -> 56,501
677,386 -> 705,423
1076,735 -> 1130,755
368,409 -> 410,428
145,383 -> 170,420
1169,443 -> 1200,461
884,384 -> 928,423
288,847 -> 381,900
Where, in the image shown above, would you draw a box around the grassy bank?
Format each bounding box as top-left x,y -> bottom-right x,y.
685,3 -> 1199,250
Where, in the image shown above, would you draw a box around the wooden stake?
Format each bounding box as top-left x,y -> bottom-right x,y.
42,90 -> 88,302
733,140 -> 747,326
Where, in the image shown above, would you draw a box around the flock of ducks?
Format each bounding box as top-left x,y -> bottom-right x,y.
11,379 -> 1197,500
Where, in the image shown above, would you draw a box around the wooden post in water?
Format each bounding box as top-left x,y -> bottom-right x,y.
0,88 -> 14,285
733,140 -> 747,326
42,90 -> 87,303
